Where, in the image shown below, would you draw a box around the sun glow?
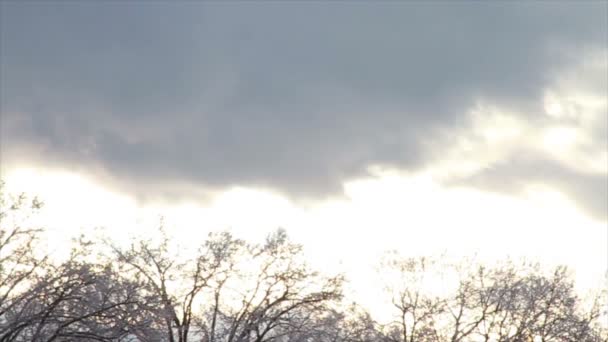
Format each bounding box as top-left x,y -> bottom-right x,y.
1,166 -> 605,323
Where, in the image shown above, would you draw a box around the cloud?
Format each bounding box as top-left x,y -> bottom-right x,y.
1,2 -> 606,206
452,153 -> 607,222
434,51 -> 607,221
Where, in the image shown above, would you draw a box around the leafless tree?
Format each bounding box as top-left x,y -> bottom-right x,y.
109,228 -> 343,342
379,255 -> 608,342
106,226 -> 239,342
0,188 -> 46,327
196,229 -> 343,342
1,258 -> 143,341
273,303 -> 381,342
380,256 -> 446,342
0,186 -> 143,342
1,184 -> 606,342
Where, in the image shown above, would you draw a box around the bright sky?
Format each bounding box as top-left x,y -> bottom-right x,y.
3,163 -> 605,321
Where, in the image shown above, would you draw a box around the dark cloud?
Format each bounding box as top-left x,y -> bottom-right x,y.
1,2 -> 606,203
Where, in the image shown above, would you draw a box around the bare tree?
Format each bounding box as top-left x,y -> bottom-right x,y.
468,263 -> 607,342
1,257 -> 142,341
107,225 -> 241,342
274,303 -> 381,342
109,227 -> 343,342
380,256 -> 446,342
0,187 -> 46,328
379,255 -> 608,342
2,183 -> 606,342
0,186 -> 146,342
197,229 -> 343,342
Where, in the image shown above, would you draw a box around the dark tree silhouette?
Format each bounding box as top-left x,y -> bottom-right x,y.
0,185 -> 606,342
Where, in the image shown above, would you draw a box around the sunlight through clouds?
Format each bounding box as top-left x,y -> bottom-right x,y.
4,164 -> 604,324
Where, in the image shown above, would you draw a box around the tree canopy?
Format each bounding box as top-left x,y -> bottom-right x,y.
1,186 -> 605,342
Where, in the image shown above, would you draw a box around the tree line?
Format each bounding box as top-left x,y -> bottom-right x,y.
0,187 -> 606,342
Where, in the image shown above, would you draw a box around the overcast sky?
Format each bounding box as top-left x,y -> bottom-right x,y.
1,2 -> 606,317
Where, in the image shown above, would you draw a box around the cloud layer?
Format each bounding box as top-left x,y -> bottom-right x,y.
1,3 -> 606,215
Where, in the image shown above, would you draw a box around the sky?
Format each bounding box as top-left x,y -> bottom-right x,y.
1,2 -> 607,319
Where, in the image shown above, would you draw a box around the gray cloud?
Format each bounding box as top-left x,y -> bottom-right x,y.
451,152 -> 608,222
1,2 -> 606,204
